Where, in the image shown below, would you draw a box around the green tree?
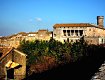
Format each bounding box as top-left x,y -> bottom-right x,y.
70,36 -> 88,61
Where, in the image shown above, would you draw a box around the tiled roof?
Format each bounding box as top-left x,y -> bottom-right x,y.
38,29 -> 48,32
28,32 -> 37,34
18,32 -> 27,36
0,47 -> 13,61
18,32 -> 26,34
53,23 -> 96,28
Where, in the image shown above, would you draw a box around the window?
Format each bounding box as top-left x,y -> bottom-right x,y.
75,30 -> 78,36
7,68 -> 14,79
102,39 -> 103,43
71,30 -> 74,36
76,40 -> 78,42
80,30 -> 83,36
64,40 -> 66,42
63,30 -> 66,36
67,38 -> 69,42
67,30 -> 70,36
71,40 -> 73,42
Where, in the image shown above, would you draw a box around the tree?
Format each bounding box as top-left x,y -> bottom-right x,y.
70,36 -> 88,61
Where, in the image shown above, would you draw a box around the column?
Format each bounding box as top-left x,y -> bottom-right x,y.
71,30 -> 74,36
83,30 -> 85,36
74,30 -> 75,36
78,30 -> 80,36
70,30 -> 71,36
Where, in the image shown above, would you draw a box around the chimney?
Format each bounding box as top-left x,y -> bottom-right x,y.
97,16 -> 104,28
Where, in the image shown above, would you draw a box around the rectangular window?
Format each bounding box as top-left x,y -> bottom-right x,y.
63,30 -> 66,36
75,30 -> 78,36
80,30 -> 83,36
67,38 -> 69,42
71,30 -> 74,36
102,39 -> 103,44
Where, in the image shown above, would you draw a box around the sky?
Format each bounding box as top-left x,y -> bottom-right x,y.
0,0 -> 105,36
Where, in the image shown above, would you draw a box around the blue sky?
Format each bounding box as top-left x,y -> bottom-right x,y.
0,0 -> 105,36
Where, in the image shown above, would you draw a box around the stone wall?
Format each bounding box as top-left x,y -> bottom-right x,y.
13,49 -> 26,79
91,61 -> 105,80
0,49 -> 13,79
0,48 -> 26,80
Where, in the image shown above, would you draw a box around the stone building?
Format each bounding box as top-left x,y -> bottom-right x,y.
37,29 -> 52,40
25,29 -> 52,41
53,16 -> 105,44
0,47 -> 27,80
0,29 -> 52,48
0,16 -> 105,46
0,32 -> 27,48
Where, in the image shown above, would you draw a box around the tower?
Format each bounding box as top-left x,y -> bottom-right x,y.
97,16 -> 104,28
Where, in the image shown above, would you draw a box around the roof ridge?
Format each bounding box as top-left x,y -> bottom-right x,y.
0,47 -> 13,61
55,23 -> 90,24
53,23 -> 96,28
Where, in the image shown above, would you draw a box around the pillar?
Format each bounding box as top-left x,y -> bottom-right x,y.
78,30 -> 80,36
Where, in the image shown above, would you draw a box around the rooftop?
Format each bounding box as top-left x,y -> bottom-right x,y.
0,47 -> 13,61
53,23 -> 97,28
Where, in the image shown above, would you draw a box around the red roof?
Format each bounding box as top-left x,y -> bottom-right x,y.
53,23 -> 96,28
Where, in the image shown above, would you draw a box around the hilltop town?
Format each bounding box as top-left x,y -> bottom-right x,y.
0,16 -> 105,48
0,16 -> 105,80
0,30 -> 52,48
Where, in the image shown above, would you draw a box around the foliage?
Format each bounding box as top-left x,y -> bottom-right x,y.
17,37 -> 89,65
17,37 -> 105,76
17,38 -> 72,66
70,36 -> 88,61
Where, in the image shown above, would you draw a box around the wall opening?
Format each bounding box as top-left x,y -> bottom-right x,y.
67,38 -> 69,42
7,68 -> 14,79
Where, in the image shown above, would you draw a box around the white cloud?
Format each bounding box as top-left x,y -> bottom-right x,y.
35,17 -> 42,22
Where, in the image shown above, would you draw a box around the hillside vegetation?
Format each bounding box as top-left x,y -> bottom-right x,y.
17,37 -> 105,79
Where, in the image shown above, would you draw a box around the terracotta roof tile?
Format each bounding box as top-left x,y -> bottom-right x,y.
53,23 -> 96,28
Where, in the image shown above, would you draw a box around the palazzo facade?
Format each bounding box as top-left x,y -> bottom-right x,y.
53,16 -> 105,44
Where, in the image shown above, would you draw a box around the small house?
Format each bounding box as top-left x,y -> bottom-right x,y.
0,47 -> 27,80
